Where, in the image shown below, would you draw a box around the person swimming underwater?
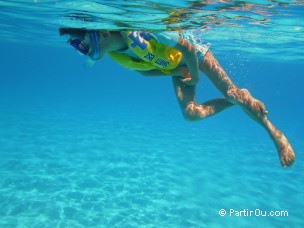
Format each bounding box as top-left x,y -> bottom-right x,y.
60,28 -> 295,168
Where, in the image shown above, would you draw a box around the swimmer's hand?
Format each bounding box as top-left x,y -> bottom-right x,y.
180,76 -> 199,86
172,66 -> 199,86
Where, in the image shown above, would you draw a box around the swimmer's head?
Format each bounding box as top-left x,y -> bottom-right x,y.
59,28 -> 106,60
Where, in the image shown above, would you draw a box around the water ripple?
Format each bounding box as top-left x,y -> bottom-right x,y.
1,0 -> 304,60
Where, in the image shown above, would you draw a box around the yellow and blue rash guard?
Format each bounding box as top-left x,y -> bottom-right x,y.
108,31 -> 181,74
107,31 -> 211,74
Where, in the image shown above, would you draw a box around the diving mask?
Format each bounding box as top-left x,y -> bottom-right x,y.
69,31 -> 100,60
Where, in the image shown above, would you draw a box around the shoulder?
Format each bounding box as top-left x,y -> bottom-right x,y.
150,31 -> 179,47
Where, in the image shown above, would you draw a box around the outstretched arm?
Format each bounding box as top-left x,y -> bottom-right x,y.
174,37 -> 200,86
136,65 -> 190,77
135,70 -> 168,77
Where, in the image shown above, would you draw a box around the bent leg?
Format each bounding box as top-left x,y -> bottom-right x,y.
171,77 -> 234,121
199,51 -> 295,167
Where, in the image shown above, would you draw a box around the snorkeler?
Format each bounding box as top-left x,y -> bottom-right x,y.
59,28 -> 295,168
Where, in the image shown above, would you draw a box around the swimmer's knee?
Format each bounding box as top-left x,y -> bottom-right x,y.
181,102 -> 196,121
181,102 -> 207,122
224,88 -> 242,104
182,112 -> 197,122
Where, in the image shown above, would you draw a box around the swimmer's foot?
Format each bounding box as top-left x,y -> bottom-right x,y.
227,87 -> 295,168
272,129 -> 296,168
264,117 -> 296,168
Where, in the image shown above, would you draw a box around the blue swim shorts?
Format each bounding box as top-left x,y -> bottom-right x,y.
180,30 -> 211,63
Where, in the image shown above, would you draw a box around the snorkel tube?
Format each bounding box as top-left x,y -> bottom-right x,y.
89,31 -> 100,60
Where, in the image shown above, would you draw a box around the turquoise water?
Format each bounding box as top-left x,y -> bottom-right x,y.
1,1 -> 304,227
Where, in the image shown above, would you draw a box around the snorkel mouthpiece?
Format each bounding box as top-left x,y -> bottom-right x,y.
90,31 -> 100,60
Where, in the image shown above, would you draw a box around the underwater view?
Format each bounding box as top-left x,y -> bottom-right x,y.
1,0 -> 304,227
